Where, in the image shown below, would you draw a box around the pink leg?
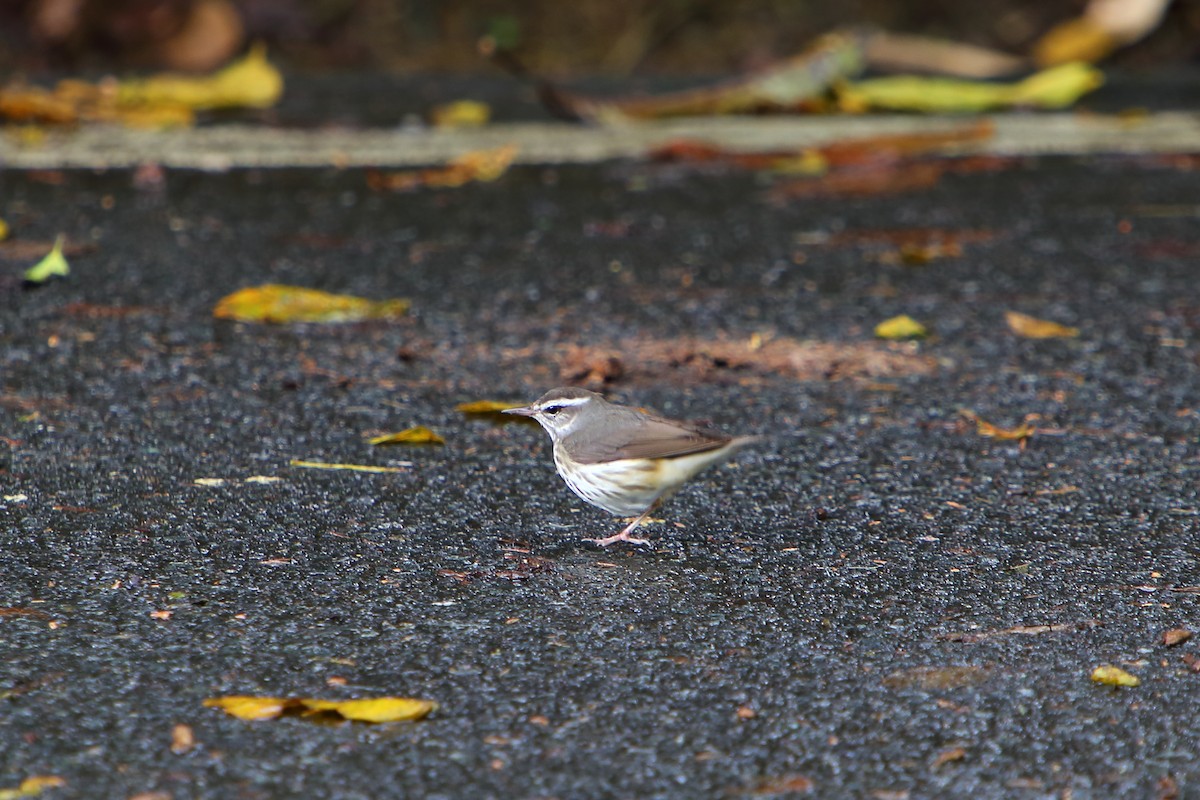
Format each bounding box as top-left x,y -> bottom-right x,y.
583,506 -> 656,547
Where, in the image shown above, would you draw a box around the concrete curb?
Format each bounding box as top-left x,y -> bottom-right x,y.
3,112 -> 1197,169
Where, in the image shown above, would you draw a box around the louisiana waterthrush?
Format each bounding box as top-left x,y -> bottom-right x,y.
504,387 -> 757,546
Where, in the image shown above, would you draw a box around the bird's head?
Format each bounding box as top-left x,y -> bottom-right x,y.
503,387 -> 605,441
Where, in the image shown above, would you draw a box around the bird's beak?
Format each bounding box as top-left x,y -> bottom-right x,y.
502,405 -> 536,417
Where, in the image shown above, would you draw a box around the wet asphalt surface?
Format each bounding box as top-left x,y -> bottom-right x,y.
2,145 -> 1200,800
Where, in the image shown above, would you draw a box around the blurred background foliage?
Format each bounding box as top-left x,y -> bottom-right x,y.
2,0 -> 1197,74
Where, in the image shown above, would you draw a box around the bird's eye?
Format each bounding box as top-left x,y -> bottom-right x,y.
543,405 -> 564,416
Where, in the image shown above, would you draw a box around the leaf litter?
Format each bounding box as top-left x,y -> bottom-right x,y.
0,45 -> 282,128
367,144 -> 519,192
557,336 -> 936,388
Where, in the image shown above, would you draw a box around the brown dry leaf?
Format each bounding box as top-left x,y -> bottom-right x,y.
368,426 -> 445,446
1162,628 -> 1192,647
1005,311 -> 1080,339
883,665 -> 992,691
820,121 -> 995,168
0,777 -> 66,800
942,621 -> 1099,642
1182,654 -> 1200,673
959,410 -> 1036,442
204,695 -> 436,723
543,31 -> 865,121
875,314 -> 928,341
773,151 -> 1016,200
878,241 -> 964,266
652,123 -> 993,199
170,723 -> 196,754
213,284 -> 409,324
745,773 -> 815,795
648,139 -> 825,173
931,746 -> 967,769
1158,775 -> 1180,800
0,84 -> 80,124
825,228 -> 998,249
456,400 -> 526,414
0,607 -> 51,619
289,460 -> 409,474
864,31 -> 1026,78
771,161 -> 950,200
368,144 -> 518,192
1090,665 -> 1140,687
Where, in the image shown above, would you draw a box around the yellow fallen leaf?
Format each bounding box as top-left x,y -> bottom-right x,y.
431,99 -> 491,128
23,235 -> 69,283
369,426 -> 445,446
300,697 -> 437,723
1090,665 -> 1140,687
289,459 -> 409,474
0,777 -> 66,800
213,284 -> 410,324
1010,63 -> 1106,108
1034,19 -> 1118,66
838,63 -> 1103,113
456,400 -> 526,414
1035,0 -> 1169,66
205,695 -> 436,723
960,409 -> 1036,441
1005,311 -> 1080,339
117,43 -> 283,111
0,218 -> 8,240
874,314 -> 927,340
204,696 -> 292,720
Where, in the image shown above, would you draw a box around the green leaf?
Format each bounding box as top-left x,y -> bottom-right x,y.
23,236 -> 69,283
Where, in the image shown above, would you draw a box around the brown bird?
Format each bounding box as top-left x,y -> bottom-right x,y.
505,387 -> 757,546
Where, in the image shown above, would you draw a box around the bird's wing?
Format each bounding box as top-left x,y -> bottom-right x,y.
565,413 -> 732,464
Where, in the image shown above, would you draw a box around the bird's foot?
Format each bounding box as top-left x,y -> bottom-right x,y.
583,529 -> 651,547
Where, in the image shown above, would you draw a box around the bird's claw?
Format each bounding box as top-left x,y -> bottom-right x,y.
583,531 -> 651,547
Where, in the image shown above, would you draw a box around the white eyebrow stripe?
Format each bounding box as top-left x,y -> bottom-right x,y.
540,396 -> 590,408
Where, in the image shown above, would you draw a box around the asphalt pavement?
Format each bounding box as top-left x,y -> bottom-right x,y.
2,75 -> 1199,799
